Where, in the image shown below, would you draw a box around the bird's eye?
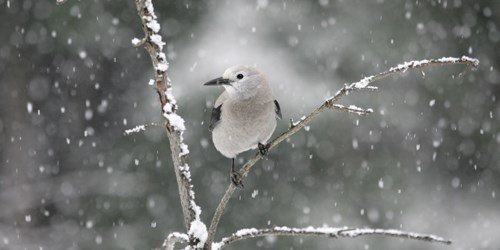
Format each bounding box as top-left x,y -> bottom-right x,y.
236,74 -> 244,80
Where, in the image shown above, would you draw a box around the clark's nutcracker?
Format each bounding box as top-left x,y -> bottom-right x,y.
204,65 -> 282,187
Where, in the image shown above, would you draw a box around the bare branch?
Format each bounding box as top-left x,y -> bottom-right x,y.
212,226 -> 451,249
134,0 -> 203,239
204,56 -> 479,249
163,232 -> 189,250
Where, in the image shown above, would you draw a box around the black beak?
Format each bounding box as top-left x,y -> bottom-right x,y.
203,77 -> 231,86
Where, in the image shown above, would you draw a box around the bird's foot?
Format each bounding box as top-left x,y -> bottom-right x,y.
231,171 -> 244,189
258,143 -> 268,156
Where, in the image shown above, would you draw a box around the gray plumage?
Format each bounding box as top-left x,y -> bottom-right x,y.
204,65 -> 281,159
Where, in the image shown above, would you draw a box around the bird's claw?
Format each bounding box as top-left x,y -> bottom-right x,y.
258,143 -> 268,156
231,171 -> 244,189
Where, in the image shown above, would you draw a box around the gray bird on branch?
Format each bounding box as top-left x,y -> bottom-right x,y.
204,65 -> 282,188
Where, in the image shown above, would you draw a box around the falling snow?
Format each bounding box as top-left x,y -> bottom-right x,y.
1,1 -> 496,250
26,102 -> 33,113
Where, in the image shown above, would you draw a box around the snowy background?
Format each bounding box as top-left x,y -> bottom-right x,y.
1,0 -> 499,249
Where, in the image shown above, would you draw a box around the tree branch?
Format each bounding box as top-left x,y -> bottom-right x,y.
134,0 -> 205,243
211,226 -> 451,249
204,56 -> 479,249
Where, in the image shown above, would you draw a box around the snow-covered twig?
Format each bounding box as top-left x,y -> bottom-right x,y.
205,56 -> 478,249
124,124 -> 147,135
55,0 -> 67,5
134,0 -> 204,242
338,228 -> 451,244
163,232 -> 189,250
346,56 -> 479,89
331,104 -> 373,116
123,122 -> 163,135
212,226 -> 451,249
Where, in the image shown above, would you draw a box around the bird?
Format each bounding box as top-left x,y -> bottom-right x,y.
203,65 -> 282,188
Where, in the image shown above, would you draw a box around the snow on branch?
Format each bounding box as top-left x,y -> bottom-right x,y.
124,124 -> 146,135
331,104 -> 373,116
204,56 -> 479,249
134,0 -> 204,239
338,228 -> 451,244
123,122 -> 164,135
212,226 -> 451,249
163,232 -> 189,250
347,56 -> 479,89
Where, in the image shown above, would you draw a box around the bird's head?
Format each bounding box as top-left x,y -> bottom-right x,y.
203,65 -> 266,99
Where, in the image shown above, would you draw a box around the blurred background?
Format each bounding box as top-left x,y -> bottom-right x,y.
0,0 -> 499,249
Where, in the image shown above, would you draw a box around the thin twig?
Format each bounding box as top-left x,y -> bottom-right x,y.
345,56 -> 479,90
204,56 -> 479,249
212,226 -> 451,249
331,104 -> 373,116
123,122 -> 163,135
134,0 -> 202,235
338,228 -> 451,244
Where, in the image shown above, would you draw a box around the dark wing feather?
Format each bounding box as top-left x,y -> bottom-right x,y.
209,104 -> 222,131
274,100 -> 282,120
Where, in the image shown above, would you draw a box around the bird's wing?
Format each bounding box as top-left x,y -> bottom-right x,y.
209,92 -> 228,131
274,100 -> 282,120
209,104 -> 222,131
